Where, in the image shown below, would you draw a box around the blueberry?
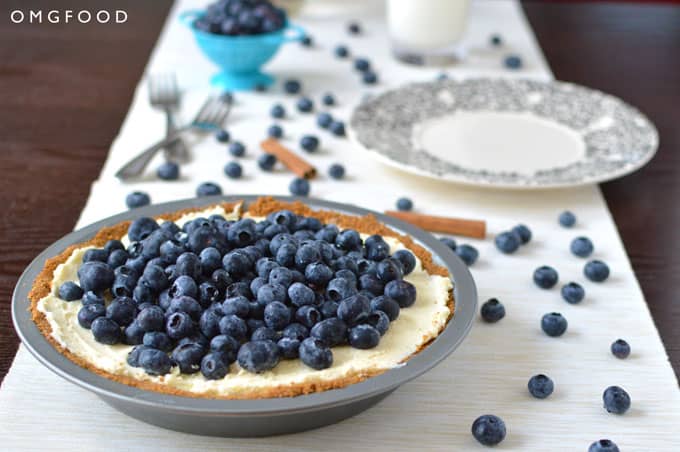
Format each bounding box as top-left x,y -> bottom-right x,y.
172,342 -> 204,374
138,348 -> 173,375
533,265 -> 559,289
168,295 -> 202,321
126,345 -> 148,367
376,259 -> 403,283
490,34 -> 503,46
283,323 -> 310,341
124,321 -> 146,345
305,262 -> 333,287
228,141 -> 246,157
471,414 -> 506,446
296,97 -> 314,113
200,352 -> 229,379
126,191 -> 150,209
611,339 -> 631,359
359,273 -> 383,296
354,58 -> 370,72
224,161 -> 243,179
166,311 -> 194,339
365,310 -> 390,336
321,93 -> 335,106
329,121 -> 346,136
504,55 -> 522,69
495,231 -> 521,254
143,331 -> 173,352
270,103 -> 286,119
83,248 -> 109,263
215,129 -> 230,143
105,239 -> 125,254
337,294 -> 371,326
528,374 -> 554,399
289,177 -> 310,196
335,229 -> 361,251
288,282 -> 315,307
396,197 -> 413,211
237,340 -> 280,373
310,317 -> 347,347
221,295 -> 249,318
130,219 -> 160,244
299,338 -> 333,370
584,260 -> 610,282
169,275 -> 198,299
362,71 -> 378,84
219,314 -> 248,341
81,291 -> 105,306
558,210 -> 576,227
107,249 -> 128,268
300,135 -> 320,152
257,153 -> 277,171
77,304 -> 106,329
267,124 -> 283,139
384,279 -> 416,308
222,251 -> 252,277
251,326 -> 279,342
196,182 -> 222,197
317,112 -> 333,129
91,317 -> 122,345
480,298 -> 505,323
324,163 -> 346,181
77,261 -> 114,293
347,21 -> 361,35
283,79 -> 301,94
392,249 -> 416,275
156,161 -> 180,181
301,34 -> 313,47
277,337 -> 301,359
561,282 -> 585,304
541,312 -> 568,337
571,236 -> 594,257
135,305 -> 164,332
58,281 -> 83,301
370,295 -> 400,321
334,45 -> 349,58
326,277 -> 357,302
603,385 -> 631,414
512,224 -> 532,244
588,439 -> 620,452
210,334 -> 240,363
264,301 -> 291,330
141,264 -> 169,292
439,237 -> 457,251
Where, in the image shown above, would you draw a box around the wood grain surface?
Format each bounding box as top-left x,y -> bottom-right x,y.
1,0 -> 678,384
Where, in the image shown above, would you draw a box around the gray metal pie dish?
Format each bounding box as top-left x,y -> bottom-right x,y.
12,195 -> 477,437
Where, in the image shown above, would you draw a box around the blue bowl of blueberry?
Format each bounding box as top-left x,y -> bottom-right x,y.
181,0 -> 305,91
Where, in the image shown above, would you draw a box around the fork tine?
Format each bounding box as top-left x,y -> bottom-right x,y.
193,97 -> 219,124
202,100 -> 229,127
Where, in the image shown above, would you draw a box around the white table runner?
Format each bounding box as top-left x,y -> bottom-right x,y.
2,1 -> 679,450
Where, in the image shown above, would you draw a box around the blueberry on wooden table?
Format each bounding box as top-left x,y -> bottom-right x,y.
228,141 -> 246,157
347,21 -> 362,35
215,129 -> 230,143
456,244 -> 479,266
533,265 -> 559,289
289,177 -> 310,196
257,153 -> 277,171
125,191 -> 150,209
490,33 -> 503,46
354,57 -> 371,72
504,54 -> 523,69
196,182 -> 222,197
558,210 -> 576,227
561,282 -> 585,304
471,414 -> 506,446
585,259 -> 610,282
362,71 -> 378,84
156,161 -> 180,180
603,385 -> 631,414
511,224 -> 532,244
396,197 -> 413,211
317,112 -> 333,129
322,93 -> 336,106
571,236 -> 594,257
224,161 -> 243,179
328,163 -> 345,180
611,339 -> 631,359
270,103 -> 286,119
588,440 -> 620,452
480,298 -> 505,323
283,78 -> 302,94
329,120 -> 346,136
267,124 -> 283,138
541,312 -> 568,337
300,135 -> 320,152
296,96 -> 314,113
528,374 -> 554,399
495,231 -> 520,254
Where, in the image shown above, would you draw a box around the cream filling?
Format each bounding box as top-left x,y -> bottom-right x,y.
37,207 -> 452,397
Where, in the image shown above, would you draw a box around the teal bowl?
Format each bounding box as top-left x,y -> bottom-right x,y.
180,9 -> 305,91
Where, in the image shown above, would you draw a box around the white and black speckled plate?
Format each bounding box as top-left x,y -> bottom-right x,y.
348,78 -> 658,189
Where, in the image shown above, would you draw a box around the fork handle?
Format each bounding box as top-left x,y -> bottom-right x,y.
163,110 -> 190,162
115,128 -> 188,180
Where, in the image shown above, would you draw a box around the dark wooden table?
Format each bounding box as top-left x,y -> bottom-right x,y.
1,1 -> 678,383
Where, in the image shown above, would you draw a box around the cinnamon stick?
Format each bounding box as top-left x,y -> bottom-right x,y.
261,138 -> 317,179
385,210 -> 486,239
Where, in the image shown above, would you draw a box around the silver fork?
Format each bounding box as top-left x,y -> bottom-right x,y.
115,96 -> 232,180
148,73 -> 189,162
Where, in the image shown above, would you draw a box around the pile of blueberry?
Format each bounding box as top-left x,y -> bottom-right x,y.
194,0 -> 287,36
60,209 -> 420,379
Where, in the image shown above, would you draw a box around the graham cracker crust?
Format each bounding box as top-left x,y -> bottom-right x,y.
28,197 -> 455,400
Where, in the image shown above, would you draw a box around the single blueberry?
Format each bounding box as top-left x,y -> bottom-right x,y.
138,348 -> 173,376
251,327 -> 280,342
362,71 -> 378,84
196,182 -> 222,197
296,97 -> 314,113
376,258 -> 403,283
588,439 -> 620,452
288,282 -> 315,307
392,249 -> 416,275
299,338 -> 333,370
471,414 -> 506,446
370,295 -> 400,321
77,261 -> 115,293
584,260 -> 610,282
317,112 -> 333,129
541,312 -> 568,337
300,135 -> 320,152
310,317 -> 347,347
264,301 -> 291,330
201,352 -> 229,379
611,339 -> 631,359
322,93 -> 335,106
337,294 -> 371,326
136,305 -> 164,332
561,282 -> 585,304
219,315 -> 248,341
277,337 -> 301,359
439,237 -> 457,251
528,374 -> 554,399
224,161 -> 243,179
495,231 -> 521,254
490,34 -> 503,46
82,248 -> 109,263
289,177 -> 310,196
126,191 -> 150,209
215,129 -> 230,143
571,236 -> 594,257
354,58 -> 371,72
301,34 -> 313,47
210,334 -> 240,364
329,120 -> 346,136
396,197 -> 413,211
283,79 -> 302,94
480,298 -> 505,323
58,281 -> 83,301
384,279 -> 416,308
124,321 -> 145,345
603,385 -> 631,414
143,331 -> 173,352
348,324 -> 380,349
558,210 -> 576,228
348,21 -> 361,35
91,317 -> 122,345
267,124 -> 283,138
304,262 -> 333,287
270,103 -> 286,119
365,310 -> 390,336
237,340 -> 280,373
77,304 -> 106,329
504,54 -> 522,69
512,224 -> 532,244
165,311 -> 194,339
533,265 -> 559,289
157,161 -> 180,181
334,45 -> 349,58
328,163 -> 345,180
171,342 -> 204,374
257,153 -> 277,171
228,141 -> 246,157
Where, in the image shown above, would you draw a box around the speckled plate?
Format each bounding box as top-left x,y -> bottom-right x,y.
349,78 -> 658,189
12,195 -> 476,437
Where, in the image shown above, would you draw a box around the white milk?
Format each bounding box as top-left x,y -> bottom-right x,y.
387,0 -> 470,53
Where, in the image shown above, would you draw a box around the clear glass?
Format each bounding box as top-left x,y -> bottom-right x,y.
387,0 -> 471,66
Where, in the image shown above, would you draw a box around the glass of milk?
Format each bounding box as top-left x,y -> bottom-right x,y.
387,0 -> 471,66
